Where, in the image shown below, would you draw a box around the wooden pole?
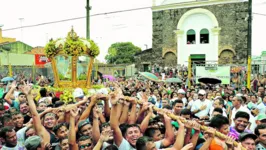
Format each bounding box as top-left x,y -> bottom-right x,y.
121,97 -> 246,150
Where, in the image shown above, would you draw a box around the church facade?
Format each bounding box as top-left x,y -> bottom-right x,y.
135,0 -> 249,71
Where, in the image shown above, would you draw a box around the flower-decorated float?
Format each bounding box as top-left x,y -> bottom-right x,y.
44,27 -> 108,103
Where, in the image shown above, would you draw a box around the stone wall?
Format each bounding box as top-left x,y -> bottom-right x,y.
151,2 -> 249,65
134,48 -> 154,71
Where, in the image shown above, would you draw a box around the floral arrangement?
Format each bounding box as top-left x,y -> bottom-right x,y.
87,39 -> 100,57
44,28 -> 100,58
44,39 -> 59,58
32,84 -> 106,104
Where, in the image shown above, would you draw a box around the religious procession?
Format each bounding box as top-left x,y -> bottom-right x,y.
0,0 -> 266,150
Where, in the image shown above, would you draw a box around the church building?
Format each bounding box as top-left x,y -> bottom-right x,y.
135,0 -> 249,71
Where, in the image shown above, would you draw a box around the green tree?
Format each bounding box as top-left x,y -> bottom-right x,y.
105,42 -> 141,64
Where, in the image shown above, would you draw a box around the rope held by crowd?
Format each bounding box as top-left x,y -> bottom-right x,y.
122,96 -> 246,150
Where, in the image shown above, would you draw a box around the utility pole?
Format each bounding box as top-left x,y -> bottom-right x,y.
247,0 -> 252,89
86,0 -> 91,39
19,18 -> 24,42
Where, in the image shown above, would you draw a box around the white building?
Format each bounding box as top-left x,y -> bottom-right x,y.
152,0 -> 248,66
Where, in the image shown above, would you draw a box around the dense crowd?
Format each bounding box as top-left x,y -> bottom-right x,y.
0,75 -> 266,150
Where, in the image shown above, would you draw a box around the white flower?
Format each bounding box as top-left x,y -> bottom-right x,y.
55,39 -> 66,48
78,56 -> 86,62
81,39 -> 91,49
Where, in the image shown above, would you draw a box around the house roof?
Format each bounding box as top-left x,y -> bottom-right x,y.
135,48 -> 153,56
26,46 -> 45,54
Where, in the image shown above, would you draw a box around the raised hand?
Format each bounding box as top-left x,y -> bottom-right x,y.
10,81 -> 17,89
205,127 -> 216,138
100,130 -> 114,142
163,112 -> 171,122
70,108 -> 78,118
90,94 -> 99,106
127,97 -> 137,105
181,143 -> 193,150
22,82 -> 32,95
141,102 -> 149,111
93,106 -> 99,119
110,92 -> 119,105
148,105 -> 154,114
140,92 -> 148,102
123,100 -> 131,107
191,120 -> 201,131
185,121 -> 193,129
44,142 -> 52,150
225,135 -> 235,148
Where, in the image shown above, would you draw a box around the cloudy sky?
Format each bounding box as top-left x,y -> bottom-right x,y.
0,0 -> 265,62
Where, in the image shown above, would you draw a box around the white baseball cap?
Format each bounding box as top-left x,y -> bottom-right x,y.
73,88 -> 84,98
178,89 -> 185,94
198,90 -> 206,95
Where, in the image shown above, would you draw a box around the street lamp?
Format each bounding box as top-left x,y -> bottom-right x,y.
144,44 -> 148,50
19,18 -> 24,42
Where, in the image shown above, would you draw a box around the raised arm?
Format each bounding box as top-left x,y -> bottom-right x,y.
79,95 -> 98,121
69,108 -> 79,150
189,121 -> 201,150
92,106 -> 101,143
93,130 -> 113,150
166,117 -> 186,150
127,97 -> 137,124
4,81 -> 16,105
140,106 -> 153,133
110,91 -> 124,147
199,127 -> 216,150
161,113 -> 175,147
119,101 -> 130,124
24,86 -> 50,145
102,95 -> 111,118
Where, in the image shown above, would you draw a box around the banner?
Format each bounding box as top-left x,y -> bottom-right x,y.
35,54 -> 50,67
196,66 -> 231,84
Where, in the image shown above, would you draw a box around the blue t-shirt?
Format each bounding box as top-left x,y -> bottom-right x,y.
11,100 -> 20,110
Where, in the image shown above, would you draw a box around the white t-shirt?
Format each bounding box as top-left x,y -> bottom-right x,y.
256,102 -> 266,114
191,99 -> 212,118
209,107 -> 227,117
16,126 -> 28,146
231,105 -> 253,126
182,97 -> 187,106
118,138 -> 162,150
1,127 -> 27,150
39,97 -> 52,104
187,100 -> 195,109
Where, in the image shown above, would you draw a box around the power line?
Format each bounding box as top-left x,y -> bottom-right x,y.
253,12 -> 266,16
2,6 -> 266,32
2,6 -> 151,31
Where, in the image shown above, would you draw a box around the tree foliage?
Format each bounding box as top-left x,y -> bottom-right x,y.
105,42 -> 141,64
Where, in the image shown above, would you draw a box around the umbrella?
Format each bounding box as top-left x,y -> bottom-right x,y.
1,77 -> 14,82
102,75 -> 116,81
97,71 -> 103,78
198,77 -> 221,84
165,77 -> 183,83
139,72 -> 159,82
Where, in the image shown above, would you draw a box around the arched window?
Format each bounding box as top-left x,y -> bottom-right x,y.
200,29 -> 209,44
187,29 -> 196,44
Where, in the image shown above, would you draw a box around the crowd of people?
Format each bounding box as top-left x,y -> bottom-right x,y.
0,75 -> 266,150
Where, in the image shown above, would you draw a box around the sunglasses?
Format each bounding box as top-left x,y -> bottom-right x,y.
79,143 -> 92,149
